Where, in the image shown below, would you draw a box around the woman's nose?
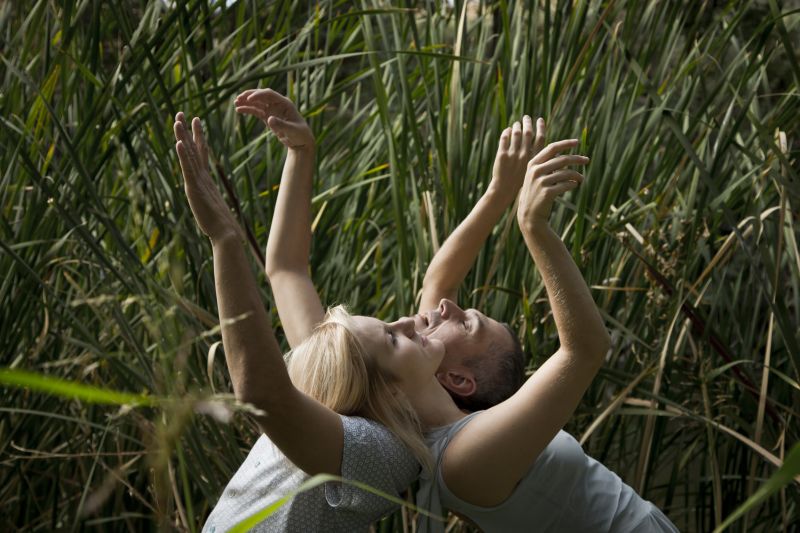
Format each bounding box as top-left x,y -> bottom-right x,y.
393,317 -> 417,337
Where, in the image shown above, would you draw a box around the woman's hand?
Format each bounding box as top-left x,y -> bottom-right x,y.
516,139 -> 589,234
489,115 -> 545,201
234,89 -> 314,152
173,112 -> 241,242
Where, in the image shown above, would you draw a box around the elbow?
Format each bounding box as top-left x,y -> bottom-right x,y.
264,254 -> 283,280
597,329 -> 611,363
264,243 -> 289,279
421,275 -> 454,299
265,254 -> 307,281
233,381 -> 267,412
264,264 -> 279,281
265,260 -> 295,281
589,328 -> 612,366
564,328 -> 611,368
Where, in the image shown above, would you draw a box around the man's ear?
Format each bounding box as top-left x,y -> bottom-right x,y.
436,368 -> 477,397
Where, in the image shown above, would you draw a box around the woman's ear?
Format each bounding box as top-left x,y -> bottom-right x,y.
436,368 -> 477,397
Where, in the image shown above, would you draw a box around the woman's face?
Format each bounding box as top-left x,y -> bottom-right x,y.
349,315 -> 446,392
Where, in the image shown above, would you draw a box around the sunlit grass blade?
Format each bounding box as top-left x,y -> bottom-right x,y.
0,368 -> 157,406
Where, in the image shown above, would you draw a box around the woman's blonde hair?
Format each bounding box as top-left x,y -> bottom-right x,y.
285,305 -> 432,471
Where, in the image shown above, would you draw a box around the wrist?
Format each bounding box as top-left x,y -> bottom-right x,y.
210,227 -> 243,247
485,179 -> 518,206
288,140 -> 316,156
519,219 -> 554,241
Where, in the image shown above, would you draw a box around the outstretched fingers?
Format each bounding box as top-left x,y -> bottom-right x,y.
530,139 -> 579,165
173,120 -> 193,171
234,89 -> 257,104
510,121 -> 522,153
245,88 -> 291,106
174,113 -> 189,143
546,180 -> 580,196
538,169 -> 584,187
534,118 -> 546,153
235,104 -> 267,120
533,154 -> 590,176
522,115 -> 534,154
173,112 -> 206,182
192,117 -> 208,164
235,88 -> 287,120
175,140 -> 198,187
498,127 -> 512,151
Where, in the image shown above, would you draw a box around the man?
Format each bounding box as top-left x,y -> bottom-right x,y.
236,89 -> 541,410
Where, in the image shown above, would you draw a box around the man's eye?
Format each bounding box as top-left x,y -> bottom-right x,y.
390,332 -> 397,346
462,320 -> 469,331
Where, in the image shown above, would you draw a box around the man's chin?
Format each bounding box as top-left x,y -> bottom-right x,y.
436,349 -> 457,370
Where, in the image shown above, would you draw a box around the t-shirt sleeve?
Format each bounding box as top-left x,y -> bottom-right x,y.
324,415 -> 420,517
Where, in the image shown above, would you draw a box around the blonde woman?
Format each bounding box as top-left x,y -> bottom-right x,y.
234,89 -> 679,532
173,113 -> 424,532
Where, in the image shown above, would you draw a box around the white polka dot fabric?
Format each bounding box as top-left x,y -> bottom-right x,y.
203,415 -> 420,532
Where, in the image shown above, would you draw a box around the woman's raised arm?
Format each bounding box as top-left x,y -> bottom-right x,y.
173,113 -> 342,476
439,138 -> 611,507
235,89 -> 325,349
418,116 -> 544,313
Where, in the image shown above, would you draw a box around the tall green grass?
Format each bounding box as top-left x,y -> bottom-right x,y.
1,0 -> 798,530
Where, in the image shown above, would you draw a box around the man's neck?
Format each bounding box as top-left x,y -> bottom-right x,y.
410,377 -> 468,429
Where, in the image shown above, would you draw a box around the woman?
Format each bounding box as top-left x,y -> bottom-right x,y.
174,113 -> 422,532
233,89 -> 679,532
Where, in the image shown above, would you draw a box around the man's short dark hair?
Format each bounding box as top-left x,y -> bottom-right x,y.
451,323 -> 526,412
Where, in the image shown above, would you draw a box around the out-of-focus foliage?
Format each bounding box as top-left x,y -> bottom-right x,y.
1,0 -> 797,531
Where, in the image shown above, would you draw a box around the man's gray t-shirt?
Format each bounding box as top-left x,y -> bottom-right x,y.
417,411 -> 679,533
203,415 -> 420,532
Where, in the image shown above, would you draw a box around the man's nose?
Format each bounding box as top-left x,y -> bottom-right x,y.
395,317 -> 417,337
439,299 -> 465,320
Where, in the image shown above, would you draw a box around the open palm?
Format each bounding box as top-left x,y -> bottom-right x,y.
173,112 -> 240,241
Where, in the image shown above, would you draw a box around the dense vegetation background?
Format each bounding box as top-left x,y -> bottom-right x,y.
1,0 -> 798,531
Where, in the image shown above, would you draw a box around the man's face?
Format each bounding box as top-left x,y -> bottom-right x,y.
411,298 -> 512,371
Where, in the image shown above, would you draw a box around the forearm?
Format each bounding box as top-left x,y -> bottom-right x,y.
264,146 -> 316,276
522,224 -> 610,360
262,144 -> 325,347
212,232 -> 292,407
423,184 -> 514,294
212,232 -> 344,474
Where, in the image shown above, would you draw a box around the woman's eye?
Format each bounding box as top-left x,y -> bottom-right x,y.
462,320 -> 469,331
390,332 -> 397,346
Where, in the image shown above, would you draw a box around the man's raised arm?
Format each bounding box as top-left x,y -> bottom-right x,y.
438,138 -> 610,507
418,116 -> 544,313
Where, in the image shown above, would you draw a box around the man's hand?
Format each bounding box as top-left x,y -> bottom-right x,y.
516,139 -> 589,234
489,116 -> 545,200
173,112 -> 241,242
234,89 -> 315,151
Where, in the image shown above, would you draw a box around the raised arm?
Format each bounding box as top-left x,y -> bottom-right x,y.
173,113 -> 342,476
418,116 -> 544,313
440,139 -> 611,506
235,89 -> 324,349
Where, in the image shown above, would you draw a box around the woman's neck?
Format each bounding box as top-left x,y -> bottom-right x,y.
410,376 -> 468,429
